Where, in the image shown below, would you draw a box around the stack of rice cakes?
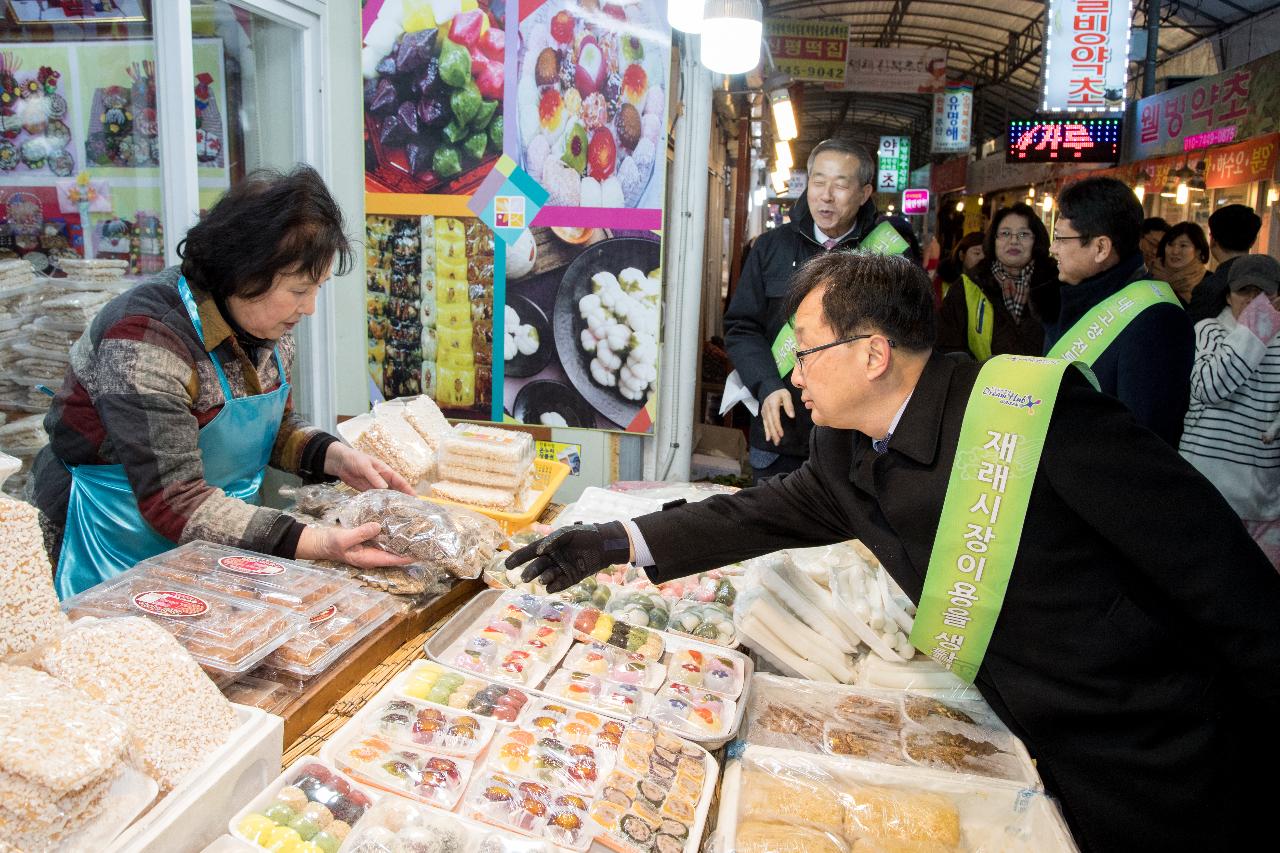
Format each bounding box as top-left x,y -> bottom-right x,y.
432,424 -> 536,511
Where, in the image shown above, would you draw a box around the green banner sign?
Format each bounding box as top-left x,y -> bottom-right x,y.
910,355 -> 1098,683
1045,279 -> 1179,364
772,222 -> 911,375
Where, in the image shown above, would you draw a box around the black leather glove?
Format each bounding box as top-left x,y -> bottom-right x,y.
504,521 -> 632,593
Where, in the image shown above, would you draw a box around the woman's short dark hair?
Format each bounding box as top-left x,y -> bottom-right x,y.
177,164 -> 353,300
1057,176 -> 1144,258
952,231 -> 984,267
984,203 -> 1050,268
785,251 -> 936,351
1158,221 -> 1210,263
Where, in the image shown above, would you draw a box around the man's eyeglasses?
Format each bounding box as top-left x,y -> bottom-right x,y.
1051,232 -> 1093,245
794,334 -> 896,373
997,229 -> 1034,242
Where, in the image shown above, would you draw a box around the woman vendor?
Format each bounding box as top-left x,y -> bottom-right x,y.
31,166 -> 411,598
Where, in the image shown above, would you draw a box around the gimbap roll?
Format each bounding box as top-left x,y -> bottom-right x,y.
647,761 -> 676,783
603,786 -> 634,808
653,746 -> 680,766
653,832 -> 685,853
659,818 -> 689,839
633,800 -> 664,827
619,813 -> 656,847
638,778 -> 668,807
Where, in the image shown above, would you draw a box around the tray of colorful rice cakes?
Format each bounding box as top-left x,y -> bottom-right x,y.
426,589 -> 752,748
587,719 -> 718,853
323,729 -> 474,810
398,659 -> 534,723
344,691 -> 500,760
440,591 -> 580,687
339,795 -> 556,853
229,757 -> 379,852
486,701 -> 620,796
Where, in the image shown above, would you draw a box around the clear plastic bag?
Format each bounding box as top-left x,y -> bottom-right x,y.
0,662 -> 133,852
0,495 -> 68,660
336,489 -> 504,579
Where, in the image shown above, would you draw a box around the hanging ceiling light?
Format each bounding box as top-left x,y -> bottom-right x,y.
775,140 -> 793,171
668,0 -> 705,34
1027,186 -> 1036,198
1134,184 -> 1146,202
1175,181 -> 1190,205
1159,176 -> 1178,198
1268,187 -> 1279,205
956,200 -> 965,213
771,169 -> 789,194
977,194 -> 984,206
701,0 -> 763,76
1042,195 -> 1054,213
769,88 -> 798,141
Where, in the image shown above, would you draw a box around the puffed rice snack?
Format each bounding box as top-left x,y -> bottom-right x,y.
0,495 -> 68,660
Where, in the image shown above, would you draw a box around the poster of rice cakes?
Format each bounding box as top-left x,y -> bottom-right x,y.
512,0 -> 670,211
502,226 -> 659,432
366,212 -> 497,421
362,0 -> 507,195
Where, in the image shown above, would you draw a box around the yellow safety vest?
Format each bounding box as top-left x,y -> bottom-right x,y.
962,274 -> 993,363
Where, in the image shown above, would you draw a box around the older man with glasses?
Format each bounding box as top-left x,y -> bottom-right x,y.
507,250 -> 1280,852
1042,176 -> 1193,446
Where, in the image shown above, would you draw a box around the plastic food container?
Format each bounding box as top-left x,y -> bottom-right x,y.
396,660 -> 532,724
259,586 -> 400,678
665,648 -> 746,699
228,756 -> 381,852
346,693 -> 498,760
485,725 -> 613,796
650,683 -> 737,742
220,675 -> 296,715
520,698 -> 626,755
140,540 -> 355,616
543,670 -> 652,719
425,457 -> 570,534
62,567 -> 306,675
322,730 -> 473,811
463,770 -> 596,851
443,591 -> 578,687
339,796 -> 554,853
563,642 -> 666,691
713,747 -> 1075,853
572,607 -> 665,660
589,718 -> 718,853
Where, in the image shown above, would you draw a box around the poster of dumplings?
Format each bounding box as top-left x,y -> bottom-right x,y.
513,0 -> 670,210
362,0 -> 508,195
366,212 -> 497,423
502,226 -> 659,433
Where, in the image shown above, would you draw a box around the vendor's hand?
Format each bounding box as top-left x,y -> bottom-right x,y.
297,522 -> 413,569
761,388 -> 795,445
324,442 -> 413,495
504,521 -> 632,593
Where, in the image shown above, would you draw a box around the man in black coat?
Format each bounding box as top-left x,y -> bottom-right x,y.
509,252 -> 1280,851
724,138 -> 918,483
1187,203 -> 1264,324
1041,177 -> 1193,446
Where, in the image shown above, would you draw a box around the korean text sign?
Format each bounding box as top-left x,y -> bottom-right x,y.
763,18 -> 848,83
835,45 -> 947,93
1042,0 -> 1133,112
932,86 -> 972,153
878,136 -> 911,192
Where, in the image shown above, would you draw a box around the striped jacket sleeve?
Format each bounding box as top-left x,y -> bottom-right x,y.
1189,319 -> 1268,407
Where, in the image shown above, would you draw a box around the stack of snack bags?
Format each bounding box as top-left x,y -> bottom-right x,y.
0,663 -> 132,851
0,413 -> 49,498
0,258 -> 41,411
0,494 -> 68,660
339,395 -> 453,491
431,423 -> 535,511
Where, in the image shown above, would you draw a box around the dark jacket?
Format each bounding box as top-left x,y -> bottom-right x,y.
1187,255 -> 1239,324
634,351 -> 1280,851
724,194 -> 919,459
1039,253 -> 1193,446
935,259 -> 1057,359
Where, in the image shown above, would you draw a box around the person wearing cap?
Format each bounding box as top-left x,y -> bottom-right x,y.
1188,204 -> 1264,323
1181,254 -> 1280,567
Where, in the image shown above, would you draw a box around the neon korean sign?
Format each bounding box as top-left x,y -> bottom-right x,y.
1006,119 -> 1121,163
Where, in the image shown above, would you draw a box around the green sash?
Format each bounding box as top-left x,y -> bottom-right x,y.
1045,279 -> 1179,364
772,221 -> 911,375
909,355 -> 1098,683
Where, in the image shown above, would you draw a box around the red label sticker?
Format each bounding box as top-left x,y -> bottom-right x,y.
132,590 -> 209,617
218,555 -> 286,576
309,605 -> 338,625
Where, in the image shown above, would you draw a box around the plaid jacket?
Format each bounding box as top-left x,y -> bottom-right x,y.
31,266 -> 336,558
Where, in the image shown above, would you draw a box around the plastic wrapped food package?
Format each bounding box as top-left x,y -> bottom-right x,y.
385,395 -> 453,452
336,489 -> 503,580
328,731 -> 472,810
486,724 -> 612,795
304,557 -> 450,600
725,749 -> 1074,853
604,589 -> 670,630
400,660 -> 531,724
741,675 -> 1036,785
445,592 -> 578,686
0,663 -> 131,852
0,412 -> 49,457
61,566 -> 306,675
562,641 -> 665,690
520,699 -> 625,754
543,669 -> 651,719
464,770 -> 595,851
0,495 -> 69,660
341,411 -> 436,487
260,586 -> 402,677
591,718 -> 709,853
666,649 -> 745,699
37,616 -> 240,791
339,795 -> 554,853
232,758 -> 377,852
439,423 -> 534,481
651,682 -> 736,740
666,600 -> 737,646
139,540 -> 356,616
220,674 -> 297,714
572,606 -> 665,660
354,694 -> 498,760
40,291 -> 114,329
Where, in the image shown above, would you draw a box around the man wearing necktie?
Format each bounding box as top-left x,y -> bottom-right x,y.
723,138 -> 920,484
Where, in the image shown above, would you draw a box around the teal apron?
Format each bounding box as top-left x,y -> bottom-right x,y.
55,276 -> 291,599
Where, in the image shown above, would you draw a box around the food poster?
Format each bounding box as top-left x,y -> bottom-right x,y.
366,212 -> 498,422
0,46 -> 76,178
502,226 -> 660,432
0,185 -> 83,270
510,0 -> 671,211
362,0 -> 508,196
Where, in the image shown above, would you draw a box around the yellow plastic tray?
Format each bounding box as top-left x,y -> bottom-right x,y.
421,458 -> 570,534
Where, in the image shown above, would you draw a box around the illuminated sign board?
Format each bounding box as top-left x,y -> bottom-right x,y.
1006,119 -> 1121,163
1042,0 -> 1133,112
902,189 -> 930,215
